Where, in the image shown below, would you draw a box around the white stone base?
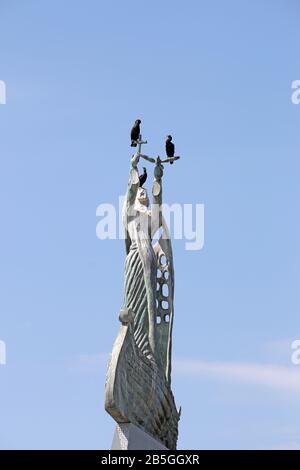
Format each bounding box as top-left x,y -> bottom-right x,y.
111,423 -> 168,450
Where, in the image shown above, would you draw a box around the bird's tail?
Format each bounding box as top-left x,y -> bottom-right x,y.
131,141 -> 137,147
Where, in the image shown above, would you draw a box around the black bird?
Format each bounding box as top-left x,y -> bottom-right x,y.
131,119 -> 141,147
166,135 -> 175,164
139,167 -> 147,187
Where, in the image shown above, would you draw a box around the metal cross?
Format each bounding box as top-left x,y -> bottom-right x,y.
137,134 -> 148,155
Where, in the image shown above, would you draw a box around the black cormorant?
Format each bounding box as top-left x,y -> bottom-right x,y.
131,119 -> 141,147
139,167 -> 147,187
166,135 -> 175,164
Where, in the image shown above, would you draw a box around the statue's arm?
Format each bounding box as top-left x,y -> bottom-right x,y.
151,163 -> 163,236
126,153 -> 140,208
123,154 -> 140,254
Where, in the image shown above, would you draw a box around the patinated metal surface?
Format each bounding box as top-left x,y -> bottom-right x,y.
105,151 -> 180,449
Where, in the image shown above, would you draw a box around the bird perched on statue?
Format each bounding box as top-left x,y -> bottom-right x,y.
139,167 -> 147,187
131,119 -> 141,147
165,135 -> 175,164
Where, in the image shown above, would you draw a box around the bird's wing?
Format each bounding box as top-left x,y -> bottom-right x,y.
130,126 -> 136,140
166,141 -> 174,157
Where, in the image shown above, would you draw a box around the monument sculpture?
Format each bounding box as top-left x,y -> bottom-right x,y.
105,123 -> 180,450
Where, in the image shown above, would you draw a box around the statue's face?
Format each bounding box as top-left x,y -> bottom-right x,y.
137,187 -> 149,207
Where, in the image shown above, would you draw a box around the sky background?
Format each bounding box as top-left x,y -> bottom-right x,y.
0,0 -> 300,450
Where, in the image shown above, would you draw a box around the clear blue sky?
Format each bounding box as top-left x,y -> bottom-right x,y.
0,0 -> 300,450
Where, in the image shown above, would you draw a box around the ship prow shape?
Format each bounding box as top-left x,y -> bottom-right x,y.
105,319 -> 179,449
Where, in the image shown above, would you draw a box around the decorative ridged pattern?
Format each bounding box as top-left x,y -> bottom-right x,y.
106,322 -> 179,449
124,242 -> 152,359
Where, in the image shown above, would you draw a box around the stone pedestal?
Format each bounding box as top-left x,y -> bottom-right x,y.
112,423 -> 168,450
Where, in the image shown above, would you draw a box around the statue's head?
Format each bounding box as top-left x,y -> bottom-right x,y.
137,186 -> 149,207
166,135 -> 172,141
